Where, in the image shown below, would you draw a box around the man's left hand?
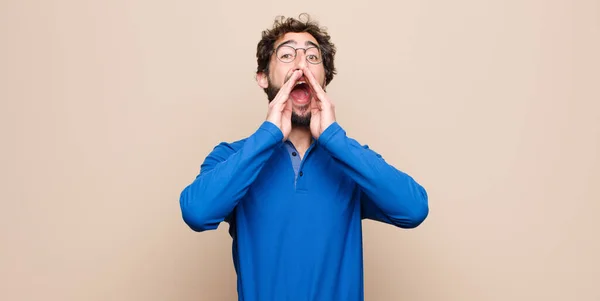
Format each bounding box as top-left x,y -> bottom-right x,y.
302,66 -> 336,140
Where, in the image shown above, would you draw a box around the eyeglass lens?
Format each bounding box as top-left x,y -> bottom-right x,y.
276,45 -> 322,64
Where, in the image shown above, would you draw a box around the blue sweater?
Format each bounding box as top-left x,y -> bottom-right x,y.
179,121 -> 429,301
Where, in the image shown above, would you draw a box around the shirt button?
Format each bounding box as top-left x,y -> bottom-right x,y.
292,152 -> 297,156
299,171 -> 303,176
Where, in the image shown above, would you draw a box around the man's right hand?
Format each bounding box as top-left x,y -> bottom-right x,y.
266,69 -> 302,141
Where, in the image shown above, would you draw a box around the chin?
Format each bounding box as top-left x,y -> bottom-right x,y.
291,110 -> 312,127
293,104 -> 310,115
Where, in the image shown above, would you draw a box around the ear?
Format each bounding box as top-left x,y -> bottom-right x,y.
256,72 -> 268,89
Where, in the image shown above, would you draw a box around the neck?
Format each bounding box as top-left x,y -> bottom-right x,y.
287,126 -> 313,157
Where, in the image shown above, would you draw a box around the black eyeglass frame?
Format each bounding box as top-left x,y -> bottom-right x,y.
272,43 -> 323,65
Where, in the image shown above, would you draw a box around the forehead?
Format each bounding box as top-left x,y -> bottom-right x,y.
275,32 -> 319,47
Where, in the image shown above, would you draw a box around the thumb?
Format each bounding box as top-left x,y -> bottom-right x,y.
310,98 -> 320,114
283,96 -> 293,117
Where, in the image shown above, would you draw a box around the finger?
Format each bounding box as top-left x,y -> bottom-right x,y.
310,96 -> 321,111
310,102 -> 320,121
310,103 -> 321,129
302,66 -> 326,101
284,92 -> 293,113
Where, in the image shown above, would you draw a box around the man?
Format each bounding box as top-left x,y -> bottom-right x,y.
179,13 -> 429,301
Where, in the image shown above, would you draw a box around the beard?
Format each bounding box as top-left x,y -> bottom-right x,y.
265,80 -> 312,128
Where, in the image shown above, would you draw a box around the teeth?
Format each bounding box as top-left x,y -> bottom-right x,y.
295,81 -> 306,86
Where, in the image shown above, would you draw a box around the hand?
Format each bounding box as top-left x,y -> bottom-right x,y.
266,69 -> 302,141
303,66 -> 336,140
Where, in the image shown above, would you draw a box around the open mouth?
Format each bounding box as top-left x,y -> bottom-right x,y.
290,80 -> 311,103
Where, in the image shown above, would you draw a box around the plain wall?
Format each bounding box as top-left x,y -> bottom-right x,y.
1,0 -> 599,300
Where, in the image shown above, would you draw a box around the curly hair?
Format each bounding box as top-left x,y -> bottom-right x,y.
256,13 -> 337,86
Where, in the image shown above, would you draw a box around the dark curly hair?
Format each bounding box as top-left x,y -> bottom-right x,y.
256,13 -> 337,87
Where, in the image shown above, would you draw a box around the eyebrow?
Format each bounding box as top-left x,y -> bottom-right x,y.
276,39 -> 320,48
305,41 -> 319,48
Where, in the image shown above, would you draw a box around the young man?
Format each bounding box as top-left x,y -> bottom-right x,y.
179,14 -> 429,301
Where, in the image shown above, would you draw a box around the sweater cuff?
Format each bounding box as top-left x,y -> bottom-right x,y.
317,121 -> 344,148
259,121 -> 284,143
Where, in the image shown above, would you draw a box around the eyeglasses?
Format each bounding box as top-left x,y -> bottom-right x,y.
274,44 -> 322,64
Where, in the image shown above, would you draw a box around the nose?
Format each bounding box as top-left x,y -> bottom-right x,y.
293,49 -> 308,69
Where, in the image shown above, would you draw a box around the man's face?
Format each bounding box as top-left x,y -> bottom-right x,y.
258,32 -> 327,127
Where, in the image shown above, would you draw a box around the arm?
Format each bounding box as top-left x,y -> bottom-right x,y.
317,122 -> 429,229
180,68 -> 303,232
179,121 -> 283,232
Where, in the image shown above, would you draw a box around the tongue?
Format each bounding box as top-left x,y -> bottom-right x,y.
291,87 -> 309,103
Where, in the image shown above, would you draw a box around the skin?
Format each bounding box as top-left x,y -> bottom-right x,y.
256,32 -> 336,159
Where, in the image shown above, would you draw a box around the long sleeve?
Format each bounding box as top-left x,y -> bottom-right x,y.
179,121 -> 283,232
317,122 -> 429,229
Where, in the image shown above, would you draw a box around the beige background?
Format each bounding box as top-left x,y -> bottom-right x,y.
1,0 -> 599,300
